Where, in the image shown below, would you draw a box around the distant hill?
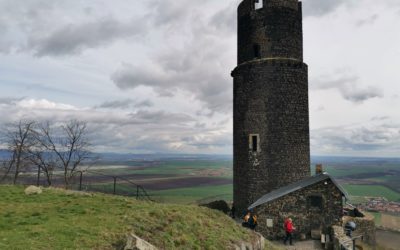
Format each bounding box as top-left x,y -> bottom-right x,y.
94,153 -> 400,163
93,152 -> 233,162
0,149 -> 10,160
312,155 -> 400,165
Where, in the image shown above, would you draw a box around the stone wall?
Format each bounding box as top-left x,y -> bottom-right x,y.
237,0 -> 303,64
232,58 -> 310,214
343,215 -> 376,245
332,226 -> 353,250
253,179 -> 343,240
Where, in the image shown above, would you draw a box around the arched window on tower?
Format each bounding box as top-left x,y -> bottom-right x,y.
253,44 -> 261,59
254,0 -> 263,10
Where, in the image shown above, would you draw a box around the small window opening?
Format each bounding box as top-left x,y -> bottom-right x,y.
253,44 -> 261,58
308,195 -> 323,209
252,136 -> 258,152
249,134 -> 260,152
254,0 -> 263,10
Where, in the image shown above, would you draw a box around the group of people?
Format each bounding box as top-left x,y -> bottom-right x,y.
242,210 -> 258,230
241,212 -> 296,246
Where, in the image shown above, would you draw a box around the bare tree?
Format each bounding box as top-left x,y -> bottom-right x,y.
1,120 -> 36,184
37,120 -> 91,188
27,146 -> 57,186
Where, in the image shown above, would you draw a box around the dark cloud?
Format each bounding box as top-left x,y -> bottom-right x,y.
135,100 -> 154,108
111,1 -> 235,114
311,74 -> 384,103
128,110 -> 194,125
0,97 -> 24,105
98,99 -> 134,109
29,18 -> 147,56
111,58 -> 232,113
341,85 -> 383,103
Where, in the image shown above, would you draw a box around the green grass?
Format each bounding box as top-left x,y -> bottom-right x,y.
343,184 -> 400,202
0,185 -> 255,249
347,196 -> 369,205
311,163 -> 400,178
366,212 -> 382,226
150,184 -> 233,204
83,182 -> 234,205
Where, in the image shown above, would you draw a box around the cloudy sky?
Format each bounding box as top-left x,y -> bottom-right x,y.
0,0 -> 400,157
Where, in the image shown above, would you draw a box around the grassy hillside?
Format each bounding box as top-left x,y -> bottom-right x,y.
0,185 -> 275,250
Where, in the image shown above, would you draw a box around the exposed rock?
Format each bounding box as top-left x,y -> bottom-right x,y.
124,233 -> 158,250
234,232 -> 265,250
332,225 -> 353,250
24,186 -> 42,195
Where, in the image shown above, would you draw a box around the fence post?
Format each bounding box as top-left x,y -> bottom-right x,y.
36,167 -> 41,186
79,171 -> 83,191
136,186 -> 139,199
113,177 -> 117,195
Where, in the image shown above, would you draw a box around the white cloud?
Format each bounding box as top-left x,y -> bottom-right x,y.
16,98 -> 77,110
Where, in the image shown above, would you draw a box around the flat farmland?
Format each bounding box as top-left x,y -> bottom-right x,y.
376,229 -> 400,250
78,158 -> 234,204
78,156 -> 400,204
150,184 -> 233,204
7,155 -> 400,206
343,184 -> 400,202
380,213 -> 400,230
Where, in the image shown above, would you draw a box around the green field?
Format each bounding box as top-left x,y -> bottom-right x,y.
365,212 -> 382,226
86,183 -> 234,204
0,185 -> 264,250
81,158 -> 400,205
343,184 -> 400,202
151,184 -> 233,204
129,160 -> 232,176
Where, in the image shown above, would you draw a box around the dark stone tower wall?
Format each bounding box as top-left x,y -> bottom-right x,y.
238,0 -> 303,64
232,0 -> 311,214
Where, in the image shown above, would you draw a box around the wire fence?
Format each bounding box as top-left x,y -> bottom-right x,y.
0,168 -> 154,202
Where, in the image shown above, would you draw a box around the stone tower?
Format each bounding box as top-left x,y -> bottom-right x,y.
232,0 -> 311,214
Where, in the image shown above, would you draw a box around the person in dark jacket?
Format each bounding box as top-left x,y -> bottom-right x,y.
242,210 -> 251,228
283,218 -> 296,245
231,204 -> 236,219
249,213 -> 258,230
